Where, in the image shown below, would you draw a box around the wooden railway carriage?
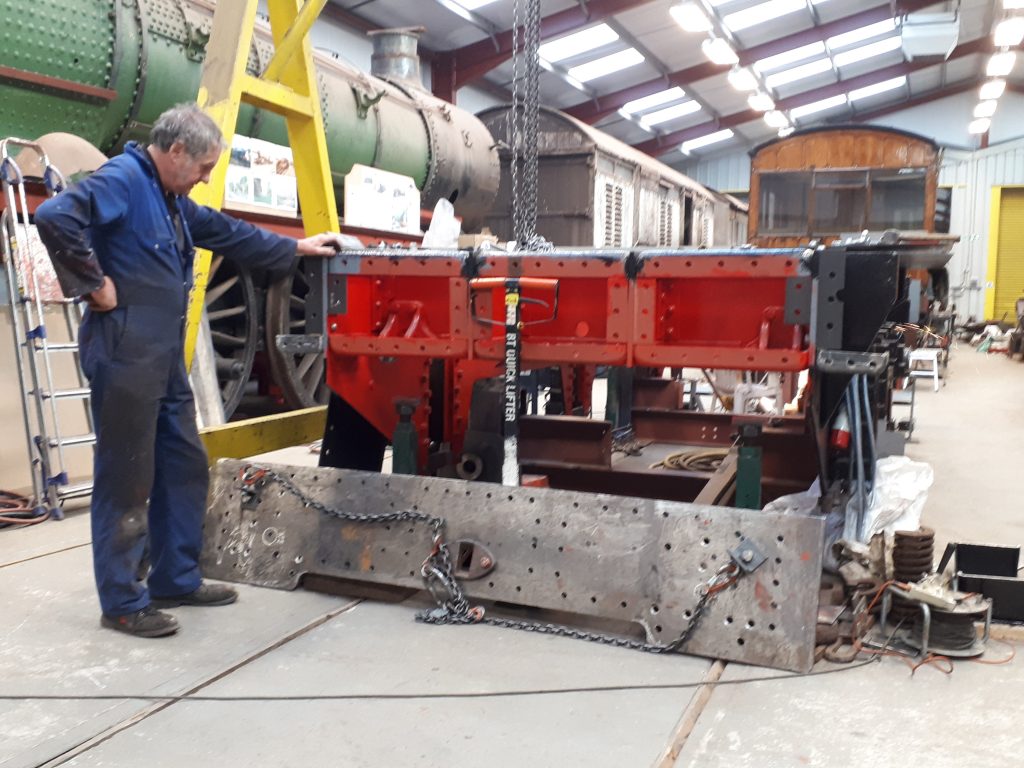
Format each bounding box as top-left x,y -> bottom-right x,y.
749,126 -> 942,248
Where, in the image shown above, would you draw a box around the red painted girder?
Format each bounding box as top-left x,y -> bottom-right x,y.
565,0 -> 940,124
632,36 -> 992,157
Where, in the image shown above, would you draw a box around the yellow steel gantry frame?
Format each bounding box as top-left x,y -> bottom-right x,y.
184,0 -> 338,370
188,0 -> 336,458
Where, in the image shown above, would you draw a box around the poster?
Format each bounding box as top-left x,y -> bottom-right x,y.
224,135 -> 298,217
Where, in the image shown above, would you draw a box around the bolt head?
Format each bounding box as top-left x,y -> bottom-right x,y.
480,557 -> 492,569
741,549 -> 754,563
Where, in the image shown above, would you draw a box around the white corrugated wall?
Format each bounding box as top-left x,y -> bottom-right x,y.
680,152 -> 752,194
939,138 -> 1024,321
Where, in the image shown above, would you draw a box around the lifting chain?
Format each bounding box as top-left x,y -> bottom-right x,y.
238,465 -> 750,654
509,0 -> 548,251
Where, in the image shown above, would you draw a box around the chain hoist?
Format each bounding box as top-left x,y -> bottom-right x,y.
509,0 -> 548,251
238,464 -> 761,655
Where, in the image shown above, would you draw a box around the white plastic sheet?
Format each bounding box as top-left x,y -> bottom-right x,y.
421,198 -> 461,248
860,455 -> 934,537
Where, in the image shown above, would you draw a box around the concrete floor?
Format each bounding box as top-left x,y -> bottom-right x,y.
1,350 -> 1022,768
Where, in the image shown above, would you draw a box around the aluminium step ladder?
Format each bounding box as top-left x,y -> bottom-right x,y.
1,138 -> 94,519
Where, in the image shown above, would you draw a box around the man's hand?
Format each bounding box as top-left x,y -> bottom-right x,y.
296,232 -> 347,257
86,276 -> 117,312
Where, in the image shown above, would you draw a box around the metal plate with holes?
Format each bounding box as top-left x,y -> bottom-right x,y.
202,460 -> 824,671
815,350 -> 889,376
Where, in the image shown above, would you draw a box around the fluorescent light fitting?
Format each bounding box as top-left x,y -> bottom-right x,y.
436,0 -> 480,22
987,51 -> 1017,77
968,117 -> 991,134
790,94 -> 848,119
833,35 -> 903,68
764,57 -> 833,88
669,2 -> 712,33
680,129 -> 735,154
618,109 -> 655,132
763,110 -> 790,128
848,75 -> 907,101
748,92 -> 775,111
827,19 -> 897,50
728,67 -> 759,91
567,48 -> 645,82
621,87 -> 687,115
541,58 -> 590,92
980,79 -> 1006,100
538,24 -> 618,63
455,0 -> 498,9
1003,0 -> 1024,8
994,17 -> 1024,47
702,37 -> 739,66
974,100 -> 998,118
639,100 -> 702,127
754,41 -> 827,73
723,0 -> 805,32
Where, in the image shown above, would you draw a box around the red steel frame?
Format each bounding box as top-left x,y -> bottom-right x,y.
325,248 -> 811,468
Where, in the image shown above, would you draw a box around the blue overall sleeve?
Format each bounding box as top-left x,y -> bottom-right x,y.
34,164 -> 131,298
180,198 -> 298,277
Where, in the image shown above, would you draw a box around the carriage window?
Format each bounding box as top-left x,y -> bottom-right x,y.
869,170 -> 927,230
758,173 -> 810,234
934,186 -> 952,234
812,170 -> 867,232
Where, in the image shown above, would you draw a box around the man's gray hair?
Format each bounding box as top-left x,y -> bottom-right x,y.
149,103 -> 226,157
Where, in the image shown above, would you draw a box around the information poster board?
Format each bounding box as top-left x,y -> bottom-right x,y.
223,135 -> 299,218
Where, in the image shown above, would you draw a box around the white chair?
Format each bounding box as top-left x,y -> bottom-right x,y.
909,348 -> 942,392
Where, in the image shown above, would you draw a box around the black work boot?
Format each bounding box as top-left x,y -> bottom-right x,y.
101,605 -> 179,638
150,582 -> 238,608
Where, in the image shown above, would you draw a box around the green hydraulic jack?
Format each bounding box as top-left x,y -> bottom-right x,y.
735,422 -> 763,510
391,398 -> 420,475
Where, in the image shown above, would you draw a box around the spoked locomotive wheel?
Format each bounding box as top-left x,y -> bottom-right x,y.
265,262 -> 330,408
205,254 -> 258,419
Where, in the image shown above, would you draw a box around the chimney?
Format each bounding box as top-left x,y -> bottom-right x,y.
367,27 -> 426,89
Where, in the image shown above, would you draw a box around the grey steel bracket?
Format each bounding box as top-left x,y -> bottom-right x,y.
815,349 -> 889,376
202,460 -> 824,671
784,274 -> 812,325
275,334 -> 326,355
451,539 -> 496,580
728,537 -> 767,574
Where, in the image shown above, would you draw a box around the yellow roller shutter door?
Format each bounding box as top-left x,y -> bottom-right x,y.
994,188 -> 1024,322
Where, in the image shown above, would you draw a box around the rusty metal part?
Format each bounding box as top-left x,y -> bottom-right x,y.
517,415 -> 611,468
692,450 -> 738,506
203,459 -> 825,671
824,638 -> 861,663
893,527 -> 935,585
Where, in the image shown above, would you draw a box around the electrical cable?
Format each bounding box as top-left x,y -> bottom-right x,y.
0,657 -> 881,703
650,448 -> 729,473
0,489 -> 48,527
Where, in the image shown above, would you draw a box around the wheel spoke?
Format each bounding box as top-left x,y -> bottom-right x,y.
208,254 -> 224,284
208,305 -> 247,322
206,274 -> 239,306
211,330 -> 246,348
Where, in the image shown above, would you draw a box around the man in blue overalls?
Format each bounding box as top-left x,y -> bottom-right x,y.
36,103 -> 344,638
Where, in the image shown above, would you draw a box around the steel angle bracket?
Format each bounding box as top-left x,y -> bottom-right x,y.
202,460 -> 824,671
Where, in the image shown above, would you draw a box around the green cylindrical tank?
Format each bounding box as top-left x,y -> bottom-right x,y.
0,0 -> 499,224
